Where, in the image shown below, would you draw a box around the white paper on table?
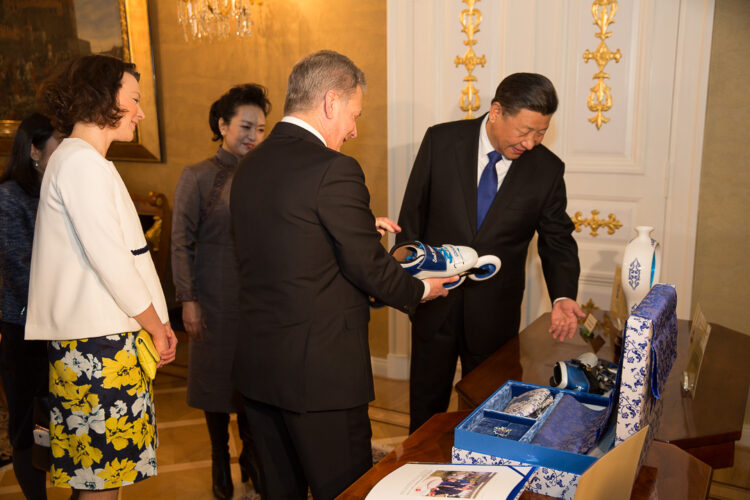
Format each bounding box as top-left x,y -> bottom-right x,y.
365,462 -> 535,500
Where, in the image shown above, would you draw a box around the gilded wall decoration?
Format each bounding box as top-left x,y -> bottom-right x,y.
572,209 -> 623,237
454,0 -> 486,119
582,0 -> 622,130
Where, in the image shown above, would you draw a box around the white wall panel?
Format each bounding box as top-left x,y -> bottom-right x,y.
386,0 -> 714,378
570,0 -> 638,157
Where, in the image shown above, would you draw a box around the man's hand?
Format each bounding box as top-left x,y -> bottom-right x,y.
375,217 -> 401,236
421,276 -> 460,302
154,323 -> 178,368
549,298 -> 585,341
182,301 -> 205,341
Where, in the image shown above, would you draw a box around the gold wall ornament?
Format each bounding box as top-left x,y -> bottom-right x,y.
145,216 -> 163,252
572,209 -> 623,237
580,299 -> 600,319
454,0 -> 487,119
582,0 -> 622,129
177,0 -> 262,41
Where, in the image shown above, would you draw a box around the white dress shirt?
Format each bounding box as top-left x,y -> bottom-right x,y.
477,114 -> 514,189
281,116 -> 327,146
476,114 -> 569,305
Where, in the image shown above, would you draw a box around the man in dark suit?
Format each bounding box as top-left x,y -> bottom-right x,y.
230,50 -> 455,500
397,73 -> 585,433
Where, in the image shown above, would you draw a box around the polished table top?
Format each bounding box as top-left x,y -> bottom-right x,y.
455,312 -> 750,468
337,411 -> 712,499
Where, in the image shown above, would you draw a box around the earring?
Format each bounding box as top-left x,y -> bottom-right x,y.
33,160 -> 39,168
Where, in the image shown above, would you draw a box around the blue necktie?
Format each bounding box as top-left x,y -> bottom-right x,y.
477,151 -> 502,230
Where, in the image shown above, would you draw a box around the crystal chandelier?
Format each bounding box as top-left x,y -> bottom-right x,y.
177,0 -> 262,41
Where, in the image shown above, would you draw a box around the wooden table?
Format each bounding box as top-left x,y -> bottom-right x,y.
455,313 -> 750,468
337,411 -> 712,499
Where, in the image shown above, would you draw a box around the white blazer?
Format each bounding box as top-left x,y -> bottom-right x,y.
26,138 -> 169,341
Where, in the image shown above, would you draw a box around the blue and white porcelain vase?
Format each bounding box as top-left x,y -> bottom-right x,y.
621,226 -> 662,313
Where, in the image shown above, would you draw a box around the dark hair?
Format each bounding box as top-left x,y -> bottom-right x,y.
209,84 -> 271,142
37,55 -> 139,136
491,73 -> 558,117
284,50 -> 366,115
0,113 -> 56,197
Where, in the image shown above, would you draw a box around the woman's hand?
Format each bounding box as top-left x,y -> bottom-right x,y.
133,304 -> 177,368
154,323 -> 178,368
133,304 -> 178,368
182,301 -> 205,341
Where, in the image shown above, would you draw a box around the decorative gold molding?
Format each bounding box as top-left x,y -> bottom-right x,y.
118,0 -> 130,62
580,299 -> 600,317
454,0 -> 486,119
582,0 -> 622,129
572,209 -> 623,237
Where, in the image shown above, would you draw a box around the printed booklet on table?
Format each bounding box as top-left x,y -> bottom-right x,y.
365,463 -> 535,499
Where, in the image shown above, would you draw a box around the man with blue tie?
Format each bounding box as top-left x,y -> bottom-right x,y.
397,73 -> 585,432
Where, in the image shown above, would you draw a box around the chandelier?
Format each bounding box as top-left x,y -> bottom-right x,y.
177,0 -> 262,41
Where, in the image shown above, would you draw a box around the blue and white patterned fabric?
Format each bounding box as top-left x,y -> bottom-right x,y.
452,448 -> 580,500
452,285 -> 678,499
635,286 -> 678,398
530,394 -> 609,454
616,284 -> 677,450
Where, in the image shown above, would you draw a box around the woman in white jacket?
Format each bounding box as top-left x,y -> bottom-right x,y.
27,55 -> 177,500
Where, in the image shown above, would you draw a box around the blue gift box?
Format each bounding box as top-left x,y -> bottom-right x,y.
452,284 -> 679,499
454,381 -> 611,475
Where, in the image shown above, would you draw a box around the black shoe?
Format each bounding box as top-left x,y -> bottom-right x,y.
205,412 -> 234,499
237,410 -> 263,491
0,452 -> 11,470
239,447 -> 250,484
211,452 -> 233,500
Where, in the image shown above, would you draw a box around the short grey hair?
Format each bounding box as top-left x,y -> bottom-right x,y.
283,50 -> 366,115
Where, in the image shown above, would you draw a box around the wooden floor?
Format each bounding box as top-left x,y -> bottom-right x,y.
0,368 -> 746,498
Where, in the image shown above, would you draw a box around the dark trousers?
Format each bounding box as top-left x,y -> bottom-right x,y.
0,321 -> 48,500
204,409 -> 262,488
408,296 -> 488,433
241,396 -> 372,500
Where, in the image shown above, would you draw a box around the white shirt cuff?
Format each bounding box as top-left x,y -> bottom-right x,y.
421,280 -> 430,300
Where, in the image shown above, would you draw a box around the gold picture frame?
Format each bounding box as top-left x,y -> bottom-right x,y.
0,0 -> 161,162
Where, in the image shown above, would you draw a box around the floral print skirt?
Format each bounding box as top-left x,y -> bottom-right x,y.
48,331 -> 158,490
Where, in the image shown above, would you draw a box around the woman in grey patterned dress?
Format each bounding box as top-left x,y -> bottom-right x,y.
171,84 -> 270,500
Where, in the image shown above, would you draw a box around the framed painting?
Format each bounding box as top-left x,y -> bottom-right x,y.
0,0 -> 161,162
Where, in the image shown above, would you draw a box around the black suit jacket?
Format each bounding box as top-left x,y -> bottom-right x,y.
231,122 -> 424,412
397,115 -> 579,354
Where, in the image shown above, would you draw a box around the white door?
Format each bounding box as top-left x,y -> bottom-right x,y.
385,0 -> 713,378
